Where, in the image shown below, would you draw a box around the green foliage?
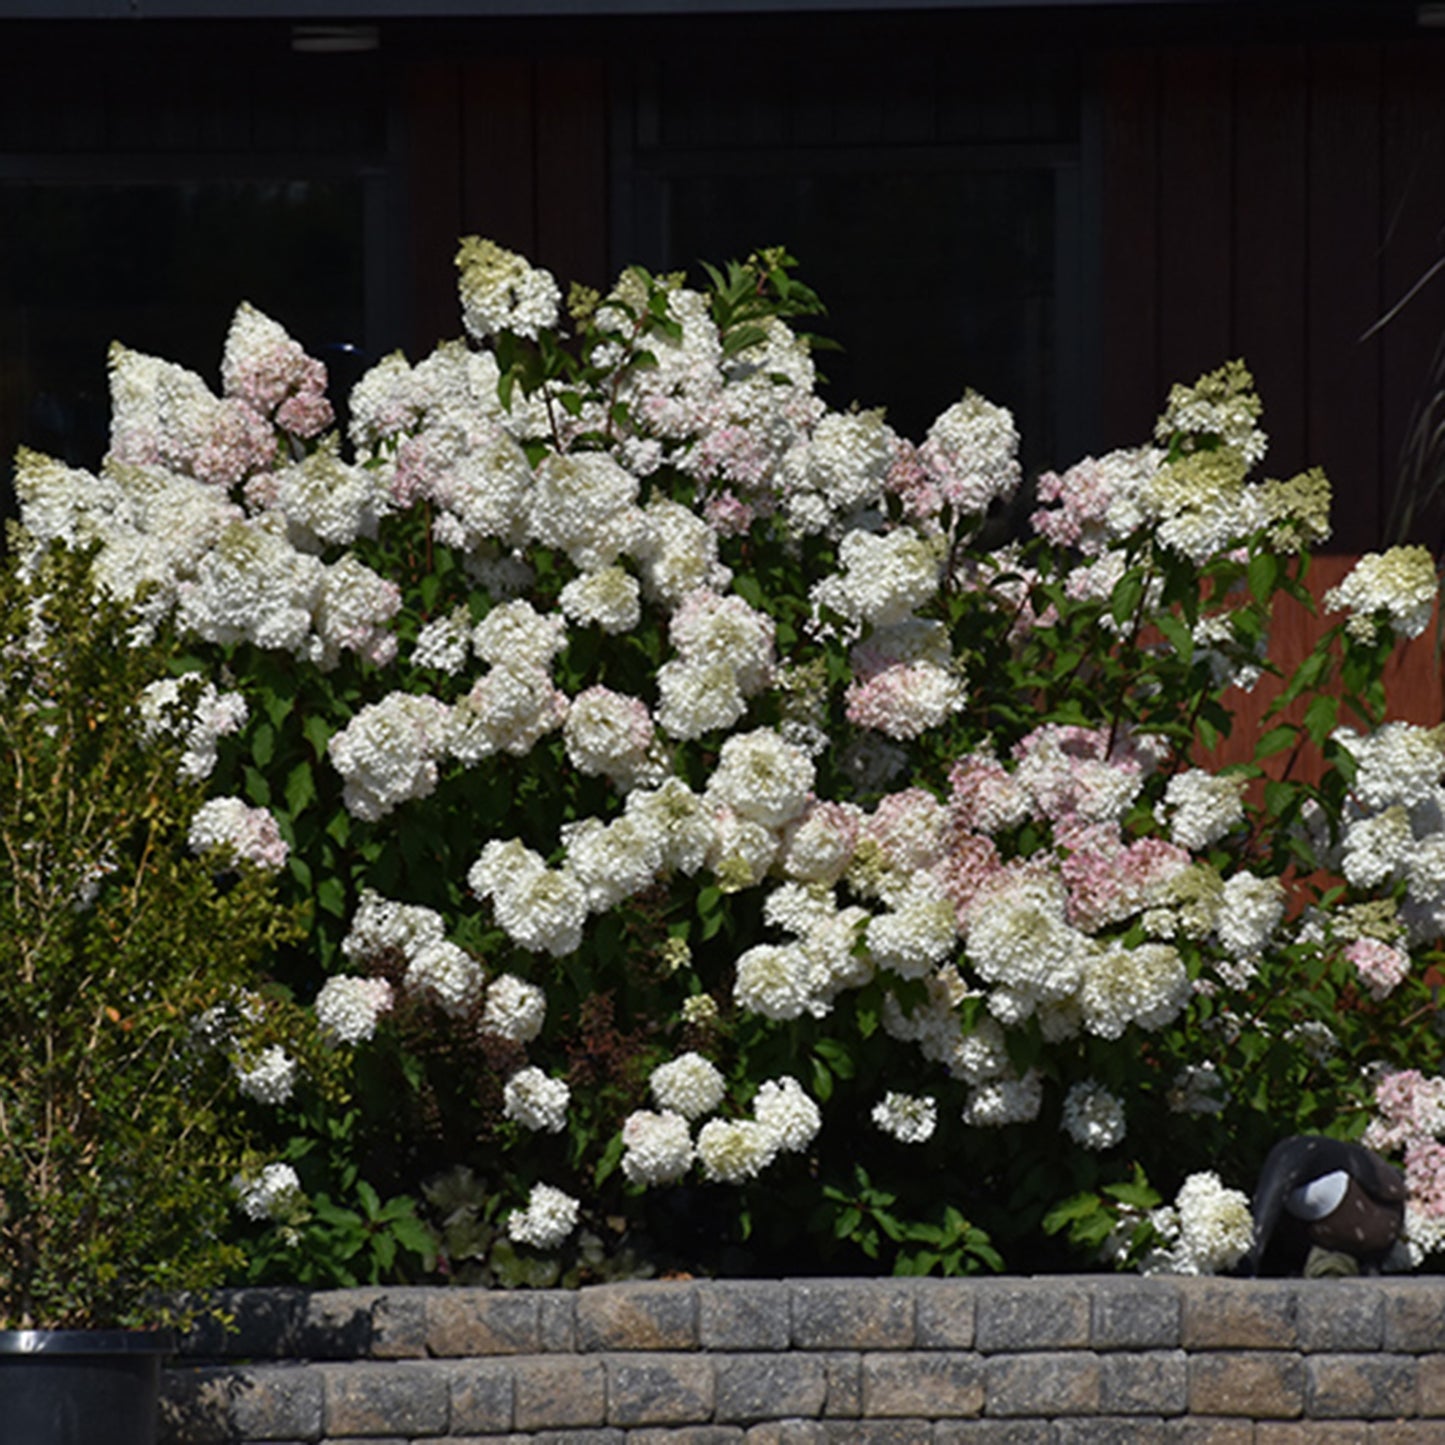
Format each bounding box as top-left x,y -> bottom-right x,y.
0,544 -> 306,1328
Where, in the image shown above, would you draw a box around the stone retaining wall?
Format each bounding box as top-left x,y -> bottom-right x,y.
161,1277 -> 1445,1444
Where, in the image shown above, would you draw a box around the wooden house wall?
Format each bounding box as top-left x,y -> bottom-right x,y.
1098,36 -> 1445,555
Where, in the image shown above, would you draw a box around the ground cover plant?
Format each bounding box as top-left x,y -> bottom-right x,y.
12,239 -> 1445,1283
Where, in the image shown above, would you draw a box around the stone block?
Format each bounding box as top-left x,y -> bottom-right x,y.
161,1363 -> 324,1444
1255,1425 -> 1370,1443
1052,1421 -> 1167,1445
744,1423 -> 826,1445
817,1422 -> 933,1445
321,1361 -> 450,1437
1383,1282 -> 1445,1353
446,1360 -> 515,1434
1160,1422 -> 1254,1445
1306,1353 -> 1418,1419
1179,1280 -> 1298,1350
426,1290 -> 541,1356
860,1352 -> 983,1418
300,1290 -> 383,1359
1090,1280 -> 1181,1351
913,1281 -> 974,1350
932,1423 -> 1052,1444
1417,1352 -> 1445,1414
974,1282 -> 1091,1352
790,1281 -> 915,1351
607,1353 -> 716,1426
530,1430 -> 627,1445
370,1290 -> 428,1360
1187,1352 -> 1304,1418
513,1355 -> 609,1430
577,1283 -> 699,1352
1369,1425 -> 1445,1445
822,1352 -> 861,1418
1099,1350 -> 1188,1416
179,1288 -> 310,1359
983,1352 -> 1101,1417
541,1293 -> 578,1353
700,1282 -> 791,1351
715,1354 -> 829,1422
628,1429 -> 746,1445
1295,1282 -> 1385,1352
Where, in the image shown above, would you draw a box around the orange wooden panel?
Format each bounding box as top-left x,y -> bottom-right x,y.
1201,554 -> 1444,786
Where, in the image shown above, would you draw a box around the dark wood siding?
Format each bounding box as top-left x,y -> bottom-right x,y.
1099,36 -> 1445,554
405,56 -> 609,356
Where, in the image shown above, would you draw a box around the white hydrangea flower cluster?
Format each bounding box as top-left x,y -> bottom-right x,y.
234,1162 -> 304,1222
1142,1171 -> 1253,1276
456,236 -> 562,341
506,1182 -> 579,1249
871,1091 -> 937,1144
1060,1080 -> 1127,1151
503,1066 -> 571,1133
1323,546 -> 1438,643
342,889 -> 484,1017
621,1109 -> 694,1184
649,1052 -> 727,1120
779,408 -> 898,534
234,1044 -> 298,1105
188,796 -> 289,872
313,975 -> 394,1045
1156,769 -> 1247,850
138,676 -> 248,781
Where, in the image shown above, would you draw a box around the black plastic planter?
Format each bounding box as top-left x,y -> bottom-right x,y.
0,1330 -> 172,1445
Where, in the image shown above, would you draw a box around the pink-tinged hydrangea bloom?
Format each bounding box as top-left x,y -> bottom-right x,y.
933,831 -> 1005,926
188,796 -> 289,871
1345,937 -> 1412,1001
846,659 -> 965,740
1366,1069 -> 1445,1153
780,800 -> 863,885
917,391 -> 1021,516
1012,724 -> 1156,826
222,302 -> 330,421
1405,1139 -> 1445,1220
670,590 -> 776,696
564,686 -> 655,785
948,749 -> 1030,836
1055,820 -> 1191,932
861,787 -> 951,880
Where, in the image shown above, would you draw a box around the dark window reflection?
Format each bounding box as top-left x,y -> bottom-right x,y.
1,179 -> 366,510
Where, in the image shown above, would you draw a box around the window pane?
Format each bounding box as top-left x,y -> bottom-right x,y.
1,178 -> 366,503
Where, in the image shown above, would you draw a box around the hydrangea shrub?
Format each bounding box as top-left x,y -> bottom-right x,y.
14,240 -> 1445,1280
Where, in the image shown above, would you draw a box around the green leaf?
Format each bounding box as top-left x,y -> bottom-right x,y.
285,761 -> 317,816
1248,551 -> 1280,605
1303,693 -> 1339,747
1254,724 -> 1298,760
251,720 -> 276,768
